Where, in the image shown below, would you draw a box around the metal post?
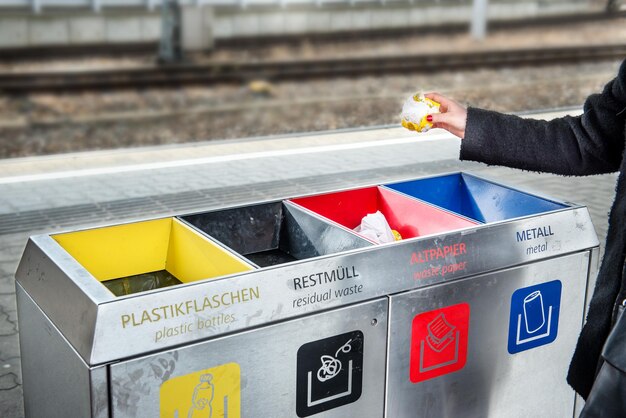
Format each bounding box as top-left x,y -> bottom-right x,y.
158,0 -> 183,63
606,0 -> 623,13
470,0 -> 488,40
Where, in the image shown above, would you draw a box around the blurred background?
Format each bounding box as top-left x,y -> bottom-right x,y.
1,2 -> 625,417
0,0 -> 624,158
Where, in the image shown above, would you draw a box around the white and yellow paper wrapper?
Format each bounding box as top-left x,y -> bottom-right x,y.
400,93 -> 441,132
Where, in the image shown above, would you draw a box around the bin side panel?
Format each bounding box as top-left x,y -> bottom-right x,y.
385,174 -> 483,221
385,174 -> 567,223
282,202 -> 373,259
52,218 -> 172,281
290,187 -> 379,230
385,251 -> 588,417
17,284 -> 109,418
90,366 -> 109,418
181,202 -> 283,255
109,298 -> 388,418
378,187 -> 478,239
165,219 -> 254,283
462,174 -> 567,222
15,237 -> 102,362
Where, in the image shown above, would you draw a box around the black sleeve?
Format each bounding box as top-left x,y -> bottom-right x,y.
460,59 -> 626,176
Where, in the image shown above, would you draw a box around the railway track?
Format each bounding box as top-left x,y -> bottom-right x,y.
1,44 -> 625,93
0,71 -> 611,130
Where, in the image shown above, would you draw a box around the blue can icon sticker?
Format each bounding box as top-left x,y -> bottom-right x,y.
523,291 -> 546,334
508,280 -> 562,354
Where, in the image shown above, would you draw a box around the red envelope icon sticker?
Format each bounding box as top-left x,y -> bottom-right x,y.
410,303 -> 470,383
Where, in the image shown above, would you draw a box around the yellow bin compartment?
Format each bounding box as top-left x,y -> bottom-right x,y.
53,218 -> 254,288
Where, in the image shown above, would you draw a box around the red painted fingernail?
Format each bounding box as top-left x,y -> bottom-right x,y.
426,115 -> 433,122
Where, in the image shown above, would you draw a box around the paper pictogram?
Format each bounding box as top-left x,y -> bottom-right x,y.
410,303 -> 470,383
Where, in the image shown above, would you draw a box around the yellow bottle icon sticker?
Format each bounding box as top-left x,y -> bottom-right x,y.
160,362 -> 241,418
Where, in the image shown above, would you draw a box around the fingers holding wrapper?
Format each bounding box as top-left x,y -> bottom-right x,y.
400,93 -> 441,132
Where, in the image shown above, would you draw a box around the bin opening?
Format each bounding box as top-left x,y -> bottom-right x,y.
102,270 -> 182,297
289,186 -> 478,241
244,249 -> 298,266
385,173 -> 567,223
52,218 -> 253,296
181,201 -> 372,267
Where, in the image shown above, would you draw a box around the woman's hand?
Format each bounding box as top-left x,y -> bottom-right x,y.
425,92 -> 468,139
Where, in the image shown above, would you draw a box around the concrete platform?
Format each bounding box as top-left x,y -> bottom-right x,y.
0,107 -> 618,416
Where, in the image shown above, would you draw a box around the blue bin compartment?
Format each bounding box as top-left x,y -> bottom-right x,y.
385,173 -> 567,223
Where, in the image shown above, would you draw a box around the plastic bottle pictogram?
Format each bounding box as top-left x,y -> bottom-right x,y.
188,374 -> 215,418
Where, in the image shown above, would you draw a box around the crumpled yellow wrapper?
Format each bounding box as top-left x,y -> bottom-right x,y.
400,93 -> 441,132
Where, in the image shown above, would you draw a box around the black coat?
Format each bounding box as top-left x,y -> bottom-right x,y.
459,58 -> 626,399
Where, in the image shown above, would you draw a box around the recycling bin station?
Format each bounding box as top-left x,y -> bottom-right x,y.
15,172 -> 600,418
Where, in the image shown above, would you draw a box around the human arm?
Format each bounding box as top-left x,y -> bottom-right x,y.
425,92 -> 468,139
426,60 -> 626,176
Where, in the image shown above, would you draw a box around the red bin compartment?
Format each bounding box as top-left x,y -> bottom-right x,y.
290,186 -> 478,242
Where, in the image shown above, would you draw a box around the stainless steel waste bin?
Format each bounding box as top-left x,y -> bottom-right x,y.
15,172 -> 599,418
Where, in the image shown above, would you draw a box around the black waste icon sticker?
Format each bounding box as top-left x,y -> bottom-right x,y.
296,330 -> 364,417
